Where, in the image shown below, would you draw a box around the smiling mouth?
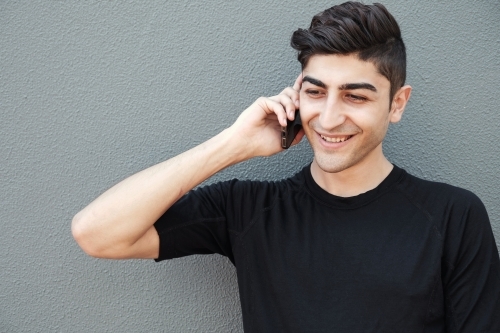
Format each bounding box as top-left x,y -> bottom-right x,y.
320,134 -> 353,143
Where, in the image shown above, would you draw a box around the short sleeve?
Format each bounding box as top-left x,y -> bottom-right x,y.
442,193 -> 500,332
153,180 -> 236,264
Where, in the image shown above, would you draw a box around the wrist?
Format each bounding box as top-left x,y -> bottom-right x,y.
216,126 -> 254,163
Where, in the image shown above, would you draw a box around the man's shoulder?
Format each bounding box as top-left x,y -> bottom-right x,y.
394,167 -> 486,219
199,164 -> 309,197
399,169 -> 481,202
188,163 -> 307,206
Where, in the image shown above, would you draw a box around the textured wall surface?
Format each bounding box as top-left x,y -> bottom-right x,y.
1,1 -> 499,332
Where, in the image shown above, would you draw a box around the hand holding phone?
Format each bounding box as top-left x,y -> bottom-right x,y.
281,110 -> 302,149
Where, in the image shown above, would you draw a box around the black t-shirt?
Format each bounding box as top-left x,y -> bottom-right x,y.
154,165 -> 500,332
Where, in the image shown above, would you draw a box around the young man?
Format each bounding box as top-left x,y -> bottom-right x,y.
72,2 -> 500,332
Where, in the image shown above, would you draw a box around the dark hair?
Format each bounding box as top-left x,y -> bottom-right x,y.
291,1 -> 406,101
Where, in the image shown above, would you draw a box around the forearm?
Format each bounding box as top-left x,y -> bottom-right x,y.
72,87 -> 301,258
72,127 -> 247,257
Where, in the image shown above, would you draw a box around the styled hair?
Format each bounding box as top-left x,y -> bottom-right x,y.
291,1 -> 406,101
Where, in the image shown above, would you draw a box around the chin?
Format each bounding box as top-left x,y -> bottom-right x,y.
313,155 -> 357,174
310,134 -> 385,175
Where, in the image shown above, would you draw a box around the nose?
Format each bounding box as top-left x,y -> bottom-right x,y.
318,96 -> 346,130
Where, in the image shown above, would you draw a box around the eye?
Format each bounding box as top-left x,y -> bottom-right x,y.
346,94 -> 367,102
305,89 -> 324,97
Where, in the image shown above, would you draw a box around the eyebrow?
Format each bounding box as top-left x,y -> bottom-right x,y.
302,76 -> 327,89
339,82 -> 377,92
302,75 -> 377,92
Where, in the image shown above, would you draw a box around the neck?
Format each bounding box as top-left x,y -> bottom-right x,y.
310,146 -> 393,197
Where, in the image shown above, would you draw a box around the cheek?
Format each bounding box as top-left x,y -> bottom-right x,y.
345,110 -> 390,136
297,103 -> 317,125
298,95 -> 328,120
365,114 -> 391,136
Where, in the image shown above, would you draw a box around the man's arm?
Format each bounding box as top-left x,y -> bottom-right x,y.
442,193 -> 500,332
71,82 -> 303,260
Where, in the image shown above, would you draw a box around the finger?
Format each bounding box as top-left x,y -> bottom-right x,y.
293,73 -> 303,91
292,74 -> 303,109
258,97 -> 288,127
280,86 -> 300,105
270,92 -> 298,120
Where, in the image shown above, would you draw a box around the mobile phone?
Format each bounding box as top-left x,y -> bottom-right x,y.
281,110 -> 301,149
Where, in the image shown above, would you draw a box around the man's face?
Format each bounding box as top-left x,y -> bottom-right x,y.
300,54 -> 400,174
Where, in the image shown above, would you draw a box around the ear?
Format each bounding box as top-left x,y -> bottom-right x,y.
389,85 -> 412,123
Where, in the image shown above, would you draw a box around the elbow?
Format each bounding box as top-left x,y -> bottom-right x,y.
71,211 -> 104,258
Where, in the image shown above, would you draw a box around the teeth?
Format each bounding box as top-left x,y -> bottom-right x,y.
321,135 -> 351,143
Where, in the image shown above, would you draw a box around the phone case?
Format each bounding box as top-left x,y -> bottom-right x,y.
281,110 -> 302,149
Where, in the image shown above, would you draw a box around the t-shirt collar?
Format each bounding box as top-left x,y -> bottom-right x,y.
302,163 -> 405,208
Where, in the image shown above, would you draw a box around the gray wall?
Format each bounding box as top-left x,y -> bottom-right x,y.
1,1 -> 499,332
